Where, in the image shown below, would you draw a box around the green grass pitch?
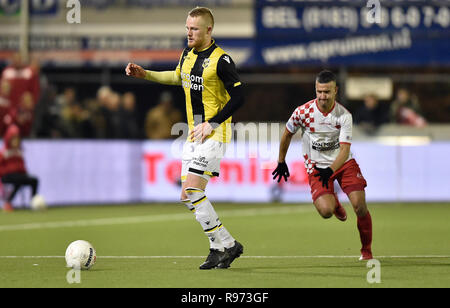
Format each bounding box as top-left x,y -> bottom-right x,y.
0,202 -> 449,288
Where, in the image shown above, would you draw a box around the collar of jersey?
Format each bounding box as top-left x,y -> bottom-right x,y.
192,39 -> 216,55
315,99 -> 336,116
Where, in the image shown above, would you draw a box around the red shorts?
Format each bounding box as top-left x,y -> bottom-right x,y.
308,159 -> 367,202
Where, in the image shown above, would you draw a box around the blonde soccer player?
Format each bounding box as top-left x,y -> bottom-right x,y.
126,7 -> 244,269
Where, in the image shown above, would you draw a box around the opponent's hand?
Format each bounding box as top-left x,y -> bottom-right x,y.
125,63 -> 146,79
190,122 -> 214,143
313,166 -> 334,189
272,162 -> 290,183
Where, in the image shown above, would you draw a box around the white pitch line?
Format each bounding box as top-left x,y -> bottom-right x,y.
0,255 -> 449,259
0,206 -> 314,232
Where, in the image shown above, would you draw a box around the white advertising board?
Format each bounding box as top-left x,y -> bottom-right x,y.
17,140 -> 450,206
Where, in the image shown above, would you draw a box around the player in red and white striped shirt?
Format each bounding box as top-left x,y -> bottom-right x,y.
273,70 -> 373,261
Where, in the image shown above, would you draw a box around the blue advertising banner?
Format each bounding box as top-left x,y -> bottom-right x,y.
255,28 -> 450,66
254,0 -> 450,66
256,0 -> 450,37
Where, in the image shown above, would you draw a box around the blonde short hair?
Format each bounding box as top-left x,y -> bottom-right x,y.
188,7 -> 214,28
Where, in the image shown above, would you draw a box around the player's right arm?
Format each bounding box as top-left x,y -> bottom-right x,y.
273,106 -> 303,183
272,128 -> 294,183
125,63 -> 181,86
278,128 -> 294,164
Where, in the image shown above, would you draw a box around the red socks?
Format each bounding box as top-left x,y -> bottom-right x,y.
357,211 -> 372,253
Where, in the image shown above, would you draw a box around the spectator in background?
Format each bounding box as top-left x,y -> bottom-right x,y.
55,87 -> 77,116
12,92 -> 35,137
104,91 -> 123,139
1,53 -> 40,119
145,91 -> 182,139
90,86 -> 111,139
390,88 -> 427,127
0,79 -> 14,136
354,94 -> 388,135
120,92 -> 140,139
29,60 -> 51,138
0,124 -> 39,212
60,101 -> 95,139
34,85 -> 68,138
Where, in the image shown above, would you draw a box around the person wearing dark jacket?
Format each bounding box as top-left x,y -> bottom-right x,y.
354,94 -> 388,135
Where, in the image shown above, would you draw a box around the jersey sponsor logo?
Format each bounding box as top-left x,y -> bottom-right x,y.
181,72 -> 204,91
319,121 -> 336,128
311,140 -> 340,152
222,55 -> 230,63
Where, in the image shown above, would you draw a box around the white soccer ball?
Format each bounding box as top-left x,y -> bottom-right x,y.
65,240 -> 97,270
31,195 -> 47,211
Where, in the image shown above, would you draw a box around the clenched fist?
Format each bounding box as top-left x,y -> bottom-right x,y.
125,63 -> 146,79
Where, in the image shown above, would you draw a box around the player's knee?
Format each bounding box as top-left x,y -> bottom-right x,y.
349,191 -> 367,216
185,187 -> 204,198
184,188 -> 215,228
317,206 -> 333,219
320,211 -> 333,219
354,203 -> 368,217
315,197 -> 334,219
351,197 -> 368,216
184,187 -> 207,206
180,190 -> 188,201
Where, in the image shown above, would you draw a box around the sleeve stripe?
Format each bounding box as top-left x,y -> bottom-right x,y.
286,125 -> 295,134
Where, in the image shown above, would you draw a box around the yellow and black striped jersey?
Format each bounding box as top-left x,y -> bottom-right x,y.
175,40 -> 242,143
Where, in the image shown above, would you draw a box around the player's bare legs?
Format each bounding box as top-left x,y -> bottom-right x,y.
348,190 -> 373,260
313,193 -> 347,221
347,190 -> 368,216
313,194 -> 335,219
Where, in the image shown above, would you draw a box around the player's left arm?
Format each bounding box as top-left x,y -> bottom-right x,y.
314,112 -> 352,187
329,143 -> 350,172
191,54 -> 244,142
208,54 -> 244,126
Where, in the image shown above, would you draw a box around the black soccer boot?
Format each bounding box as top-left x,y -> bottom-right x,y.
216,241 -> 244,269
199,249 -> 227,270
